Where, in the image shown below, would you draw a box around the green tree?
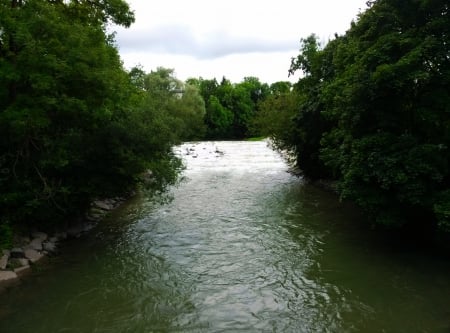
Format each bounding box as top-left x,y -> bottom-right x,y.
252,88 -> 299,150
287,35 -> 336,179
269,0 -> 449,235
321,0 -> 450,229
138,67 -> 206,142
204,95 -> 233,139
172,84 -> 207,141
0,1 -> 181,230
269,81 -> 292,96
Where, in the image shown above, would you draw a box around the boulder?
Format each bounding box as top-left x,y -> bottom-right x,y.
20,236 -> 31,244
93,200 -> 113,211
43,241 -> 57,253
27,238 -> 43,251
14,265 -> 31,277
83,223 -> 95,232
10,248 -> 25,259
31,232 -> 48,241
0,253 -> 9,270
18,258 -> 29,266
0,270 -> 17,282
86,214 -> 102,222
55,232 -> 67,240
67,224 -> 85,238
49,236 -> 58,243
24,249 -> 43,263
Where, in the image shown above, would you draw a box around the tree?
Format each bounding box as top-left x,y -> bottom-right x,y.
321,0 -> 450,229
137,67 -> 206,142
287,35 -> 336,179
252,87 -> 299,150
172,84 -> 207,141
0,0 -> 180,231
268,0 -> 450,234
204,95 -> 233,139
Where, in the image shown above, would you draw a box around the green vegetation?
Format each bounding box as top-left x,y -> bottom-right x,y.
245,137 -> 266,142
256,0 -> 450,235
0,0 -> 199,234
187,76 -> 271,140
2,0 -> 447,245
0,221 -> 13,250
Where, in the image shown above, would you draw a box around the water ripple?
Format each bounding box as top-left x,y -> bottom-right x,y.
2,141 -> 450,333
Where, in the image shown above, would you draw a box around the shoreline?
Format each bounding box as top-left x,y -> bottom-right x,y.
0,196 -> 131,293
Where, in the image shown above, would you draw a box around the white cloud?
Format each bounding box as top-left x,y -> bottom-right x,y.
114,0 -> 368,83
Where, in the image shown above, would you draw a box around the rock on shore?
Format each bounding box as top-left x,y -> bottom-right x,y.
0,197 -> 128,292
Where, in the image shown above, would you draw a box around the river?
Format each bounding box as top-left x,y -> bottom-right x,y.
1,141 -> 449,332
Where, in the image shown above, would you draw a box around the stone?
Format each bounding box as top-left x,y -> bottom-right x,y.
104,198 -> 116,206
86,214 -> 101,222
27,238 -> 43,251
0,254 -> 9,270
0,270 -> 17,282
49,236 -> 58,243
43,241 -> 57,253
20,236 -> 31,244
31,232 -> 48,241
24,249 -> 43,263
83,224 -> 94,232
67,225 -> 85,238
93,200 -> 113,211
18,258 -> 29,266
10,248 -> 25,259
55,232 -> 67,240
88,207 -> 106,217
14,265 -> 31,277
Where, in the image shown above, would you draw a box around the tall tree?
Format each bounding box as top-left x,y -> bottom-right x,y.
0,0 -> 181,232
321,0 -> 450,229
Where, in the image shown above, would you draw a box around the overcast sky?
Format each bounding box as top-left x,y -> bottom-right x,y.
113,0 -> 368,84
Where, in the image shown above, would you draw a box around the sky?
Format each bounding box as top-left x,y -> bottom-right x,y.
113,0 -> 368,84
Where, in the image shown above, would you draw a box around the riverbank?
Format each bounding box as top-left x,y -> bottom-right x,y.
0,196 -> 130,292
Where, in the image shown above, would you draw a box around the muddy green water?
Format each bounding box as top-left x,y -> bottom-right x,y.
1,141 -> 450,333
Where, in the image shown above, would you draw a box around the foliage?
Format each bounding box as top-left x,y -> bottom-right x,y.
0,221 -> 13,251
321,0 -> 450,229
252,90 -> 299,151
136,67 -> 207,142
195,76 -> 270,139
0,1 -> 181,230
260,0 -> 450,233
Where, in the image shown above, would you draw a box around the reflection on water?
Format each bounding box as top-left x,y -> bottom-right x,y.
1,141 -> 450,333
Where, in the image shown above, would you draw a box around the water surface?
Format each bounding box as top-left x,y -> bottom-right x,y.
1,141 -> 449,332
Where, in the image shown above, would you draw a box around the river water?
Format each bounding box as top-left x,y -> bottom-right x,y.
1,141 -> 450,332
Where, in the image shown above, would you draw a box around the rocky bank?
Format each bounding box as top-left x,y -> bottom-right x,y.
0,196 -> 128,292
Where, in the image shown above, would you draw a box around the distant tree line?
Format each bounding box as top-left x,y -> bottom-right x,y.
187,76 -> 294,140
256,0 -> 450,236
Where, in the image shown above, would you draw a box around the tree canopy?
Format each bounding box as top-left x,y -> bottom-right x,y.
0,0 -> 184,236
256,0 -> 450,235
